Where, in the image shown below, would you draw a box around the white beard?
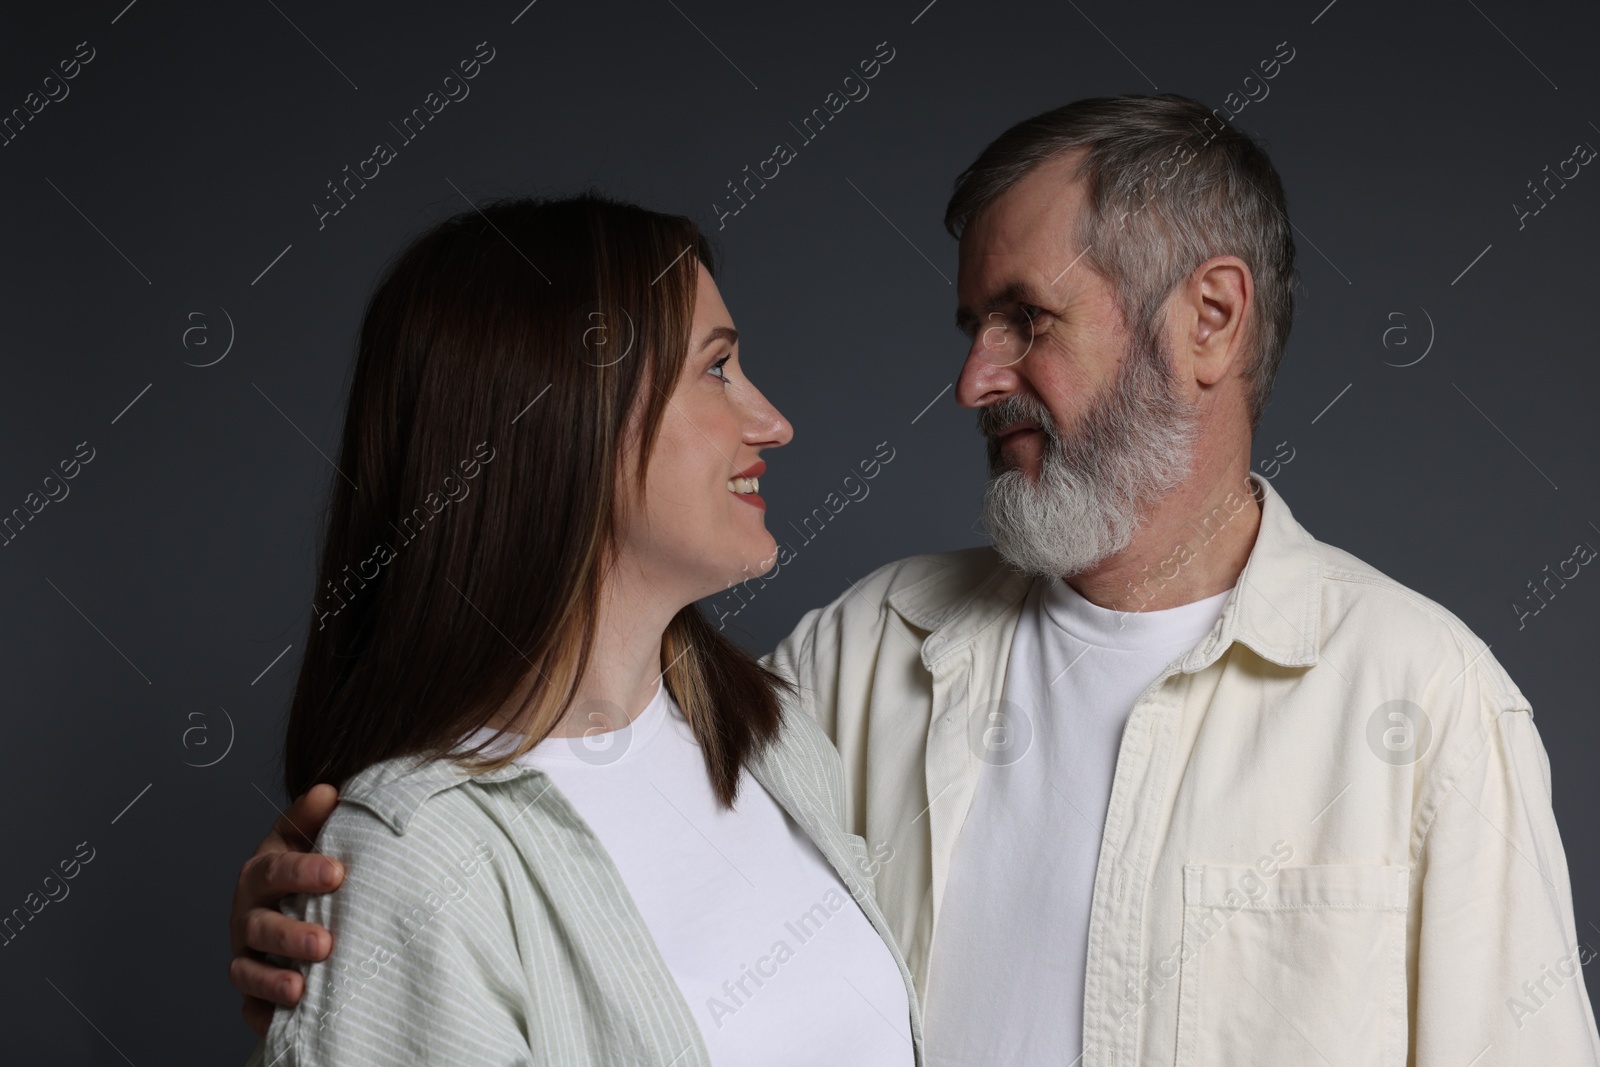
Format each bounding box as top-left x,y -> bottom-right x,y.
979,327 -> 1201,579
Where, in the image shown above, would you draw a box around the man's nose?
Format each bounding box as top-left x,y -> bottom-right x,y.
955,323 -> 1027,409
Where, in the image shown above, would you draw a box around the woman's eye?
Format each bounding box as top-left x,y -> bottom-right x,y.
709,355 -> 731,383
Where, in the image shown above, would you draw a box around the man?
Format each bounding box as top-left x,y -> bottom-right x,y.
230,94 -> 1600,1064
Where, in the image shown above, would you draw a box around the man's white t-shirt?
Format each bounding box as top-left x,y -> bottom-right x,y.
923,574 -> 1233,1066
461,680 -> 912,1067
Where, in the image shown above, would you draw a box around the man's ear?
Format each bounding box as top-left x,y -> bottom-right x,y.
1186,255 -> 1253,387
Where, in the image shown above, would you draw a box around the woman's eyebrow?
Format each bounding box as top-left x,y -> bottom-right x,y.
697,325 -> 738,352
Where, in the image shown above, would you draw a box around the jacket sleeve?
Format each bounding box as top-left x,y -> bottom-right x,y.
256,800 -> 534,1066
1412,705 -> 1600,1065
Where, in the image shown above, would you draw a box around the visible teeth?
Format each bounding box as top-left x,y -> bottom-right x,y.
727,476 -> 760,494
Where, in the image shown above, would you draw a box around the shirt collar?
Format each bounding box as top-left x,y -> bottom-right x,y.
1178,471 -> 1321,672
333,696 -> 826,838
338,741 -> 537,835
886,470 -> 1322,673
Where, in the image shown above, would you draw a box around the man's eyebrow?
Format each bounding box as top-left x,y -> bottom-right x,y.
985,280 -> 1046,310
697,325 -> 738,352
954,281 -> 1046,332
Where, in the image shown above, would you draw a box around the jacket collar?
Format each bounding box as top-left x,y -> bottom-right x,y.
342,702 -> 880,900
340,700 -> 878,853
339,700 -> 853,839
886,471 -> 1322,673
338,747 -> 528,835
1178,471 -> 1322,672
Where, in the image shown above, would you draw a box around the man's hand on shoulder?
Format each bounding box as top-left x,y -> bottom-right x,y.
228,784 -> 345,1037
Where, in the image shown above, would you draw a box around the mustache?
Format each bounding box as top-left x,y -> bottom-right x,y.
976,396 -> 1059,441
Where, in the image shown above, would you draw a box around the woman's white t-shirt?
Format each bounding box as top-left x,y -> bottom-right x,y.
460,681 -> 913,1066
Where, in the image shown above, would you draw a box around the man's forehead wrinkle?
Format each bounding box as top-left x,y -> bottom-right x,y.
980,210 -> 1043,258
969,212 -> 1083,283
975,161 -> 1092,278
984,280 -> 1037,311
957,192 -> 1086,313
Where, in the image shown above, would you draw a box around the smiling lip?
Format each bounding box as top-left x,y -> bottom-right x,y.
730,459 -> 766,511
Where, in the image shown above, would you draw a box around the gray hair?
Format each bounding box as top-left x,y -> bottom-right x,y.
944,93 -> 1297,435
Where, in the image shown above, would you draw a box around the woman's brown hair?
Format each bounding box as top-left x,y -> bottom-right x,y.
282,191 -> 794,808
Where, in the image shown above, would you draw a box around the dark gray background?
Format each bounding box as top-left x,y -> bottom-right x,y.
2,0 -> 1596,1060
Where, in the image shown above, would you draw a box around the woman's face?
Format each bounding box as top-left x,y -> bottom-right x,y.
615,261 -> 793,602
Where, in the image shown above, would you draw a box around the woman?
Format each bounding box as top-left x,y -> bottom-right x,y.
237,192 -> 922,1065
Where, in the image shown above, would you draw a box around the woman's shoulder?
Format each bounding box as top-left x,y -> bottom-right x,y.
300,752 -> 538,906
264,755 -> 549,1064
278,755 -> 541,993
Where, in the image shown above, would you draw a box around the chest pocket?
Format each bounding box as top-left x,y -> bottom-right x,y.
1174,862 -> 1410,1067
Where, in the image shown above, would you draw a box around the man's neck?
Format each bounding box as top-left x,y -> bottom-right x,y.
1069,471 -> 1262,614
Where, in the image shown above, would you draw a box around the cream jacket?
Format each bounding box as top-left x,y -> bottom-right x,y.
762,470 -> 1600,1066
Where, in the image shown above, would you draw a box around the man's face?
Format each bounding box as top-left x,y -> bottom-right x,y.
953,148 -> 1201,579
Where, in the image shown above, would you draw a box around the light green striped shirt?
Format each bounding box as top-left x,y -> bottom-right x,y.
245,692 -> 925,1066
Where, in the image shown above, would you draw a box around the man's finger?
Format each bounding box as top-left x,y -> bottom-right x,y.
242,904 -> 333,961
242,995 -> 274,1039
271,783 -> 340,849
231,955 -> 304,1008
239,847 -> 344,904
231,850 -> 343,953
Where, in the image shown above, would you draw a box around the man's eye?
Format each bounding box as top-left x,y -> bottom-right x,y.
1018,304 -> 1042,324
